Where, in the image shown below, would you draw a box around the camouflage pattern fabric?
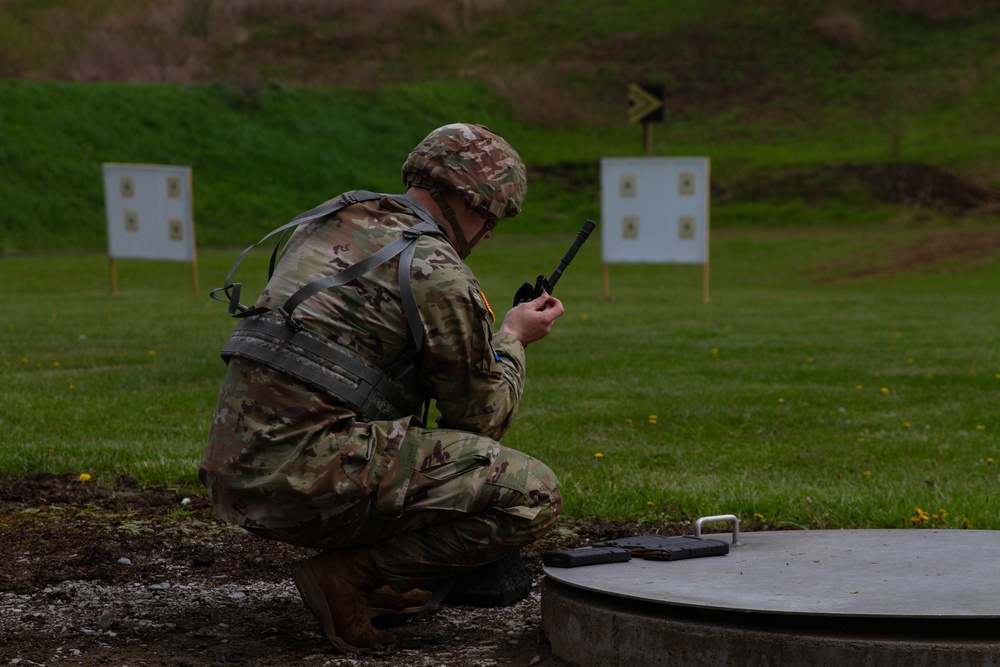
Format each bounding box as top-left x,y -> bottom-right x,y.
402,123 -> 527,221
199,193 -> 561,590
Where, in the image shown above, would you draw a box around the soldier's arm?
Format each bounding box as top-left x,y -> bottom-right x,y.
415,257 -> 524,440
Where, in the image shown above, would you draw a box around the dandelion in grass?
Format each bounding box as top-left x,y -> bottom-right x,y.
648,414 -> 657,425
754,512 -> 765,522
863,470 -> 871,476
647,501 -> 654,508
624,418 -> 632,426
855,384 -> 863,390
710,348 -> 719,358
963,519 -> 972,529
975,424 -> 985,430
581,313 -> 589,321
987,457 -> 995,466
806,357 -> 814,363
53,361 -> 60,367
907,358 -> 915,364
594,452 -> 604,459
20,357 -> 27,364
903,422 -> 911,429
880,387 -> 890,394
78,473 -> 91,482
69,384 -> 75,390
148,350 -> 157,357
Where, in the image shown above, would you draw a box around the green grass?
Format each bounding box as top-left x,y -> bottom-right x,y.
2,1 -> 999,532
3,226 -> 998,529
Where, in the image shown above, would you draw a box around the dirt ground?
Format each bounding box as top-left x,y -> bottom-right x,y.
0,473 -> 684,667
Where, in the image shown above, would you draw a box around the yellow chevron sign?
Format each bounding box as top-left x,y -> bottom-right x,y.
628,83 -> 664,124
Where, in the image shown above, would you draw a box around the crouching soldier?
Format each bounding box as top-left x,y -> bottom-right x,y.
200,123 -> 564,652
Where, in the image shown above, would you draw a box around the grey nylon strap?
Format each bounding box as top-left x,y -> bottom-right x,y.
211,190 -> 386,318
221,317 -> 413,421
279,218 -> 440,345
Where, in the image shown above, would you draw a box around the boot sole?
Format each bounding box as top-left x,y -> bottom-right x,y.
290,561 -> 362,654
371,604 -> 425,617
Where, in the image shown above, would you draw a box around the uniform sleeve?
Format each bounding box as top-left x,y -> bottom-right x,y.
413,247 -> 525,441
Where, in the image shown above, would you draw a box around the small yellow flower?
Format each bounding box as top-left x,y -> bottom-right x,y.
625,418 -> 632,425
53,361 -> 60,367
987,458 -> 995,465
880,387 -> 890,394
710,348 -> 719,358
806,357 -> 814,363
20,357 -> 28,364
148,350 -> 157,357
903,422 -> 910,429
594,452 -> 604,459
648,415 -> 657,424
78,473 -> 91,482
69,384 -> 75,390
962,519 -> 972,529
753,512 -> 765,521
976,425 -> 985,431
907,358 -> 915,364
581,313 -> 589,321
855,384 -> 863,390
647,501 -> 654,507
938,509 -> 947,518
863,470 -> 871,476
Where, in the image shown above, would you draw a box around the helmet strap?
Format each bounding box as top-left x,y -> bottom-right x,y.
467,216 -> 499,248
431,189 -> 472,259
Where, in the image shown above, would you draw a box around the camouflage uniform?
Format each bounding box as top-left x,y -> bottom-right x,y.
200,139 -> 562,590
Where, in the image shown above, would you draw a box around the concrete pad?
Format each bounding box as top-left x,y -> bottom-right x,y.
541,530 -> 1000,666
544,529 -> 1000,617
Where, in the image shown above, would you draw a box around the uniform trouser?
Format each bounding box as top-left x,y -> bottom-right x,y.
293,422 -> 562,592
369,427 -> 560,591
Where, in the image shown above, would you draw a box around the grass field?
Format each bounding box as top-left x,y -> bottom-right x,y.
2,0 -> 999,533
3,224 -> 997,529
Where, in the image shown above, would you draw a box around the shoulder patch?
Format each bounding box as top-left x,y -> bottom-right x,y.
470,287 -> 495,326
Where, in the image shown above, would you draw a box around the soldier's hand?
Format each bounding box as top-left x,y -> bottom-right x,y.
499,293 -> 564,346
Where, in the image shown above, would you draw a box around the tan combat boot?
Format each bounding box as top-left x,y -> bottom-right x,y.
290,546 -> 395,653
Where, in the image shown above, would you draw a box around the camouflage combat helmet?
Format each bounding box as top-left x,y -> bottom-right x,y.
402,123 -> 527,223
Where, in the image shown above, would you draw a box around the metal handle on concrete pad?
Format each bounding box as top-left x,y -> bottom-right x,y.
694,514 -> 741,546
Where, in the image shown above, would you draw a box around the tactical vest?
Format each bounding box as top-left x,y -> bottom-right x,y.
210,191 -> 447,421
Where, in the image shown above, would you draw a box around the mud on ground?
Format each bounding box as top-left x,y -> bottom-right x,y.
0,473 -> 682,667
